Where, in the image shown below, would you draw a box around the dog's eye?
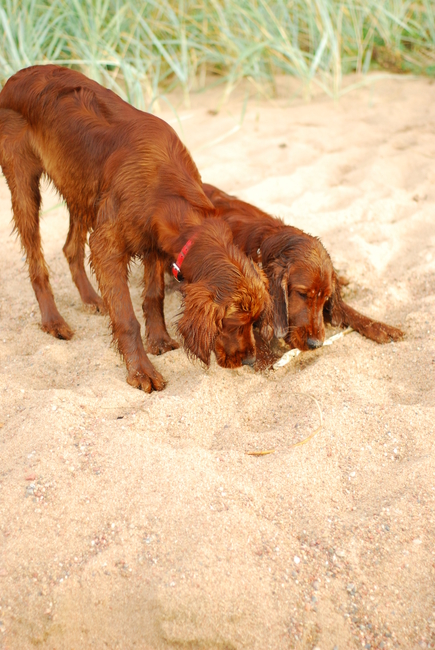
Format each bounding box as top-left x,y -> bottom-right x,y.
297,291 -> 306,299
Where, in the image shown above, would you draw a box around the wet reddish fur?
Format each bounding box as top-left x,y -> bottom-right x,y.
0,65 -> 270,392
203,184 -> 404,350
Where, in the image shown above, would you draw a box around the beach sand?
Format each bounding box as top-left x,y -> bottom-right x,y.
0,73 -> 434,649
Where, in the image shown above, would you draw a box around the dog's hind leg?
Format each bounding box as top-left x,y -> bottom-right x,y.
63,212 -> 106,313
0,109 -> 74,339
142,251 -> 179,355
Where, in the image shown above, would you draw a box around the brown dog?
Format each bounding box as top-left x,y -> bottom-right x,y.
203,183 -> 404,350
0,66 -> 271,391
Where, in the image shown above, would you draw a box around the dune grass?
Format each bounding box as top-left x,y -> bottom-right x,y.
0,0 -> 434,108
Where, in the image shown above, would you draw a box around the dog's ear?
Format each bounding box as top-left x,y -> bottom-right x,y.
177,282 -> 225,365
265,267 -> 289,339
260,236 -> 290,339
254,272 -> 274,342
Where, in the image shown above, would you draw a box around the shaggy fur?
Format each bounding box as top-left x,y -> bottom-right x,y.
203,183 -> 404,350
0,65 -> 271,392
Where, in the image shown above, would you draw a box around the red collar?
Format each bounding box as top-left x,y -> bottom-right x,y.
172,238 -> 195,282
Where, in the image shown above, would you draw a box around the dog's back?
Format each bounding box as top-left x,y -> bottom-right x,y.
0,66 -> 211,225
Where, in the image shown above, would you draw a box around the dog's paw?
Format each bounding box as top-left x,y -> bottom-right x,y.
42,317 -> 74,340
83,295 -> 107,315
146,335 -> 180,356
358,321 -> 404,344
127,367 -> 166,392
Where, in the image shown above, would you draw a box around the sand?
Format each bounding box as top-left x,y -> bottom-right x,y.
0,73 -> 434,650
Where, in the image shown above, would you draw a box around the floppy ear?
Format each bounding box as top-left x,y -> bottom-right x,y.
265,267 -> 289,339
260,237 -> 289,339
255,273 -> 274,342
177,282 -> 225,365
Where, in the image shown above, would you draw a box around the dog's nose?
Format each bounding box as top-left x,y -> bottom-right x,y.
242,354 -> 256,367
307,337 -> 323,349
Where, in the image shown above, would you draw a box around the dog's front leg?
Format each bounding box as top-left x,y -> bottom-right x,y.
142,251 -> 180,355
324,278 -> 404,344
89,225 -> 166,392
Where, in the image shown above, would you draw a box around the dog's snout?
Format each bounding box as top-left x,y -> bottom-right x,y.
242,354 -> 256,367
307,337 -> 323,350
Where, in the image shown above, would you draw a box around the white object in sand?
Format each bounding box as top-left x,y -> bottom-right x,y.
273,328 -> 353,369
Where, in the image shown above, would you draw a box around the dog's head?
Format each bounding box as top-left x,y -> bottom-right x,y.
213,263 -> 272,368
177,225 -> 272,368
260,230 -> 334,350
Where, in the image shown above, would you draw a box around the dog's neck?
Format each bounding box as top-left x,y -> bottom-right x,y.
174,219 -> 249,292
172,237 -> 196,282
